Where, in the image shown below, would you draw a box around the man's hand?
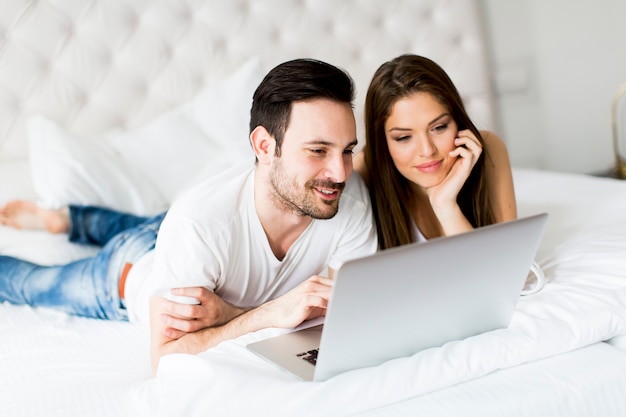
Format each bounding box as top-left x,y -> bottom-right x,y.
159,287 -> 244,339
150,276 -> 332,374
257,275 -> 332,329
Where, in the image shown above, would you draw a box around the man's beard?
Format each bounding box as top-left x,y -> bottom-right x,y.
269,159 -> 345,220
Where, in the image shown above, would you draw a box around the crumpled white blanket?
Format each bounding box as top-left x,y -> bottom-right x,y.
131,170 -> 626,417
133,254 -> 626,416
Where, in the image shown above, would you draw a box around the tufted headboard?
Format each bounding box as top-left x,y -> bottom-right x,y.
0,0 -> 494,161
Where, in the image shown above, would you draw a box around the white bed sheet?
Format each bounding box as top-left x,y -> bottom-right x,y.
2,166 -> 626,417
353,342 -> 626,417
0,303 -> 149,417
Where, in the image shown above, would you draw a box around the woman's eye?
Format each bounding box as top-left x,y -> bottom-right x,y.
395,135 -> 410,142
432,124 -> 448,133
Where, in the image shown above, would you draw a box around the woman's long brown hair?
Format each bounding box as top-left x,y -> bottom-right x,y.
364,54 -> 495,249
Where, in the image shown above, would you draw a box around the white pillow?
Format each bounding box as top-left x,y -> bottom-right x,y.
26,58 -> 263,212
181,57 -> 262,155
108,57 -> 262,202
104,110 -> 216,204
28,116 -> 168,215
0,160 -> 36,205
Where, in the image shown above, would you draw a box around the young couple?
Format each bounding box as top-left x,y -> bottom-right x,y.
0,54 -> 515,372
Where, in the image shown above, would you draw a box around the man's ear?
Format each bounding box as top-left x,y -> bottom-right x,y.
250,126 -> 274,164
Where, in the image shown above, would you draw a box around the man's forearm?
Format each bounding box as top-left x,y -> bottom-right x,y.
150,276 -> 331,374
177,308 -> 269,351
150,298 -> 271,373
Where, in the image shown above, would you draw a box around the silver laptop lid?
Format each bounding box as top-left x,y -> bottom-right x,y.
314,213 -> 548,380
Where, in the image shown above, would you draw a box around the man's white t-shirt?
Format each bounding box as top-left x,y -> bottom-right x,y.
125,162 -> 377,324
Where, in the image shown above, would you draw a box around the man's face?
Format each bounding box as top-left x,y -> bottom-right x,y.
269,98 -> 357,219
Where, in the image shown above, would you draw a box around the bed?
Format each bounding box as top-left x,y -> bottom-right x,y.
2,1 -> 626,416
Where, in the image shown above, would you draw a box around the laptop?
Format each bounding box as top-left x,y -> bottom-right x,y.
246,213 -> 549,381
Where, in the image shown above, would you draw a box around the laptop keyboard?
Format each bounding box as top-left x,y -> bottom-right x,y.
297,348 -> 319,365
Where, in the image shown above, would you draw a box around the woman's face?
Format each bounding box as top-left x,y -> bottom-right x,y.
384,92 -> 459,191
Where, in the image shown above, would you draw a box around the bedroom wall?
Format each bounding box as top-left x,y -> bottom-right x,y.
480,0 -> 626,175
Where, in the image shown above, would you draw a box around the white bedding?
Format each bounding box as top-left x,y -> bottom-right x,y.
134,168 -> 626,416
1,303 -> 148,416
3,166 -> 626,417
355,342 -> 626,417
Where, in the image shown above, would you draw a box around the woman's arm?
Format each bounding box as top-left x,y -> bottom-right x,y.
428,130 -> 516,236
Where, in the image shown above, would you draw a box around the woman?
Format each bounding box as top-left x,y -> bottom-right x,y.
355,54 -> 516,249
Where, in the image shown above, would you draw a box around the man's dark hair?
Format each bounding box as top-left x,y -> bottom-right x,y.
249,58 -> 355,155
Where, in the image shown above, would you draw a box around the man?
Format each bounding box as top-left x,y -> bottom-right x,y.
0,59 -> 377,373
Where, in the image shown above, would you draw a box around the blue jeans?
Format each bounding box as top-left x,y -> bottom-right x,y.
0,206 -> 166,320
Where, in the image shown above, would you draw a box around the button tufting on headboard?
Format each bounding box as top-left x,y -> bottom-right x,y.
0,0 -> 494,160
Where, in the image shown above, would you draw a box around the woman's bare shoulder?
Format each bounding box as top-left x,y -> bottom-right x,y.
479,130 -> 516,221
480,130 -> 509,160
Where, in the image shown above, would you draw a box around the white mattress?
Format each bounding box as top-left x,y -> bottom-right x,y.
2,163 -> 626,416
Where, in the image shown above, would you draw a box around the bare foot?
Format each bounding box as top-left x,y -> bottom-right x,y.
0,200 -> 69,233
